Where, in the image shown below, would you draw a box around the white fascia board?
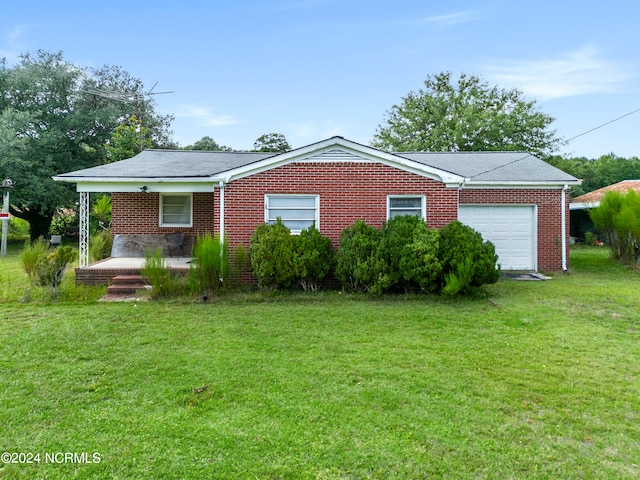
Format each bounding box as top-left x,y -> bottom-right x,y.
222,137 -> 465,185
462,180 -> 581,189
69,178 -> 223,193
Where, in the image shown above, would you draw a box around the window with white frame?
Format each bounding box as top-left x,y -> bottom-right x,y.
387,195 -> 425,220
265,195 -> 319,233
160,194 -> 192,227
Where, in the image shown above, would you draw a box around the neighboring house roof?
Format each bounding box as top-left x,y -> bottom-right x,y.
54,136 -> 579,192
570,180 -> 640,210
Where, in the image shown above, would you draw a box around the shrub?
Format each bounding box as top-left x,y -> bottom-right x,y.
293,224 -> 335,291
50,208 -> 78,236
190,233 -> 229,293
335,220 -> 383,293
89,229 -> 113,262
21,237 -> 51,285
34,246 -> 77,299
250,219 -> 296,290
438,220 -> 500,293
7,217 -> 30,240
591,189 -> 640,265
399,221 -> 442,293
91,194 -> 112,233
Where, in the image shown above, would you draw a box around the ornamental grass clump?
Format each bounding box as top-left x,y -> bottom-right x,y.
142,247 -> 188,299
21,237 -> 50,286
190,233 -> 229,293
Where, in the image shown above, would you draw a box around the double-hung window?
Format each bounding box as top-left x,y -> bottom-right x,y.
265,195 -> 319,234
160,193 -> 192,227
387,195 -> 426,220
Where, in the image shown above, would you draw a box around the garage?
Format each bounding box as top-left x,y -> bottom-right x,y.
458,205 -> 536,271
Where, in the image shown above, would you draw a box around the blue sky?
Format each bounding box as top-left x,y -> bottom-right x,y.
2,0 -> 638,158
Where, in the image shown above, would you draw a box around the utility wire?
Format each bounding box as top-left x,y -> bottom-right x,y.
563,106 -> 640,145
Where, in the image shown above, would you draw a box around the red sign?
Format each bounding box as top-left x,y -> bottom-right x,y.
0,213 -> 9,219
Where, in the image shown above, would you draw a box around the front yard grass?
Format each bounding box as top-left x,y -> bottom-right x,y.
0,246 -> 638,478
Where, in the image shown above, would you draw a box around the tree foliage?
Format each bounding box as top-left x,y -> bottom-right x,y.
546,153 -> 640,198
0,50 -> 174,239
184,136 -> 232,151
253,133 -> 291,153
104,115 -> 153,162
373,71 -> 560,156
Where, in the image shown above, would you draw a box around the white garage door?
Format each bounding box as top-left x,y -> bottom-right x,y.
458,205 -> 536,271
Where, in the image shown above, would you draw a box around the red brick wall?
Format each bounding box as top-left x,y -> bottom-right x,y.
110,164 -> 570,274
223,162 -> 458,249
111,192 -> 215,235
460,188 -> 570,272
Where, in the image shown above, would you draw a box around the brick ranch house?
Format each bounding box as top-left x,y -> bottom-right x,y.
54,136 -> 579,285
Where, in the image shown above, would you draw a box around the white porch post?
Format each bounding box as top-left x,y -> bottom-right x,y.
79,191 -> 90,268
219,183 -> 225,243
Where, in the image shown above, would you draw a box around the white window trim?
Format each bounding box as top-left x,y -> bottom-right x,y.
264,194 -> 320,234
159,193 -> 193,227
387,195 -> 426,220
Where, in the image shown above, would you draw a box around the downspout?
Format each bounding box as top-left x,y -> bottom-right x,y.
219,182 -> 225,243
561,184 -> 569,272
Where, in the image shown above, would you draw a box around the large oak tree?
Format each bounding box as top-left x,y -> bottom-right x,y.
372,72 -> 560,156
0,50 -> 174,239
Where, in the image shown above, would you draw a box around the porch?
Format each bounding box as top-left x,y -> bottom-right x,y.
75,256 -> 192,286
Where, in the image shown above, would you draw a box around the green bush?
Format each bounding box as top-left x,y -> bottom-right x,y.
6,217 -> 30,240
250,219 -> 296,290
438,220 -> 500,293
399,220 -> 442,293
50,208 -> 78,236
293,224 -> 335,291
91,194 -> 112,233
89,229 -> 113,262
21,237 -> 51,285
335,220 -> 383,293
190,233 -> 229,293
34,246 -> 77,299
591,189 -> 640,265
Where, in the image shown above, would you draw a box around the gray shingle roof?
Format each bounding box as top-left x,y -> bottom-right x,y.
58,150 -> 276,178
55,137 -> 578,185
398,151 -> 578,183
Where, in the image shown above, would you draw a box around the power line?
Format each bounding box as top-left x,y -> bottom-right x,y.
563,106 -> 640,145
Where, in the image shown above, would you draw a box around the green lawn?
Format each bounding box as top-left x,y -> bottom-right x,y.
0,246 -> 638,479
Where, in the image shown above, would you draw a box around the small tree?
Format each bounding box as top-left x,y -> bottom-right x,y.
590,190 -> 640,265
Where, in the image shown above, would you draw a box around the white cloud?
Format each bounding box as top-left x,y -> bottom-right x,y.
173,105 -> 239,127
416,10 -> 479,28
485,46 -> 632,100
